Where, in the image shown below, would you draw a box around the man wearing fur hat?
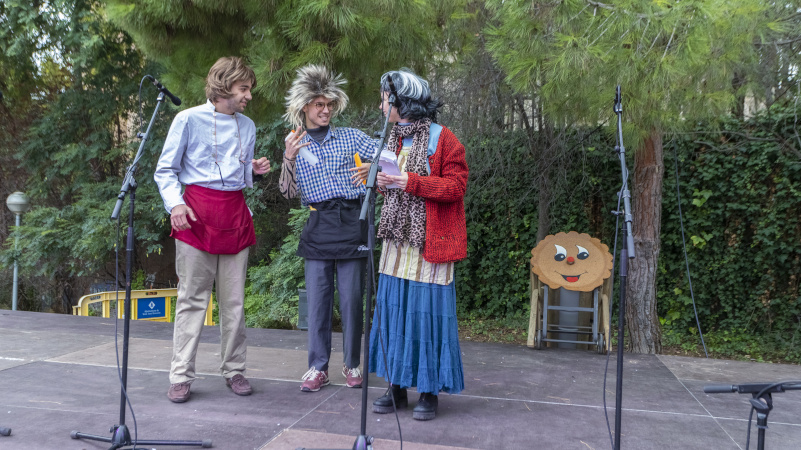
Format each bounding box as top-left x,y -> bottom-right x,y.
155,56 -> 270,403
279,65 -> 376,392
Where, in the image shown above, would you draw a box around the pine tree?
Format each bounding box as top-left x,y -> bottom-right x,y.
105,0 -> 456,120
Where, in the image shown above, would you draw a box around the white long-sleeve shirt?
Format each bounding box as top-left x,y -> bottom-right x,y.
154,100 -> 256,213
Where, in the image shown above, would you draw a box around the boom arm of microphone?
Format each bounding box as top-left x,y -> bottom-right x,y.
704,382 -> 801,395
614,85 -> 635,259
146,76 -> 182,106
360,76 -> 400,221
360,107 -> 394,221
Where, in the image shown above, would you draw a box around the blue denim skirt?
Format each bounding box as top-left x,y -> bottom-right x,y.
368,273 -> 464,394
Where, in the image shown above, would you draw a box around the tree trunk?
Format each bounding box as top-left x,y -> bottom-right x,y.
536,173 -> 551,244
731,71 -> 746,120
625,129 -> 663,354
535,118 -> 554,244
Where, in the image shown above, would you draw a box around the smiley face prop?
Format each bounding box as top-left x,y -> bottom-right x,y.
531,231 -> 613,292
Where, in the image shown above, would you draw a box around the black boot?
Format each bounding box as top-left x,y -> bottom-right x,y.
412,392 -> 438,421
372,384 -> 408,414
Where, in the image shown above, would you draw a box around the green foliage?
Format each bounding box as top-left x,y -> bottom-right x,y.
663,328 -> 801,363
658,103 -> 801,361
485,0 -> 783,147
458,314 -> 528,344
105,0 -> 460,122
0,0 -> 175,312
131,269 -> 145,290
245,118 -> 299,263
245,207 -> 309,328
457,128 -> 619,318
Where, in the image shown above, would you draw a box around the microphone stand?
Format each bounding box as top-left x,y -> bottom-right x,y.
612,85 -> 635,450
298,104 -> 395,450
70,91 -> 210,449
704,382 -> 801,450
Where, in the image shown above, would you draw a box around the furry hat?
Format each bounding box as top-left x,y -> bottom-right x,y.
284,65 -> 349,129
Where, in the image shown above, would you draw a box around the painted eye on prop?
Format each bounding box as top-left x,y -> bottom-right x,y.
577,245 -> 589,260
554,244 -> 567,261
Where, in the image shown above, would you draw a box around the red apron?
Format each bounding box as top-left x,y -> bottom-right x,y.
171,185 -> 256,255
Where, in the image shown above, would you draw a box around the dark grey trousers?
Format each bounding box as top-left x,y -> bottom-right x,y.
305,258 -> 364,372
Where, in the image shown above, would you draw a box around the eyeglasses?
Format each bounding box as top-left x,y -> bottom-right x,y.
311,101 -> 337,110
215,160 -> 247,188
213,111 -> 246,188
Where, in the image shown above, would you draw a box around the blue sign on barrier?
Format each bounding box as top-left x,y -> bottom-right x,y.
137,297 -> 166,319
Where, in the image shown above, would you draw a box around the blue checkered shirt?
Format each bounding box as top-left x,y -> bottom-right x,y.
294,126 -> 378,205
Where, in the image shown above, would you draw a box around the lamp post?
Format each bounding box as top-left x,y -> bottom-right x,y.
6,192 -> 31,311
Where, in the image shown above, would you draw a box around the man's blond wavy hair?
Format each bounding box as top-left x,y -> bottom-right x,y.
205,57 -> 257,103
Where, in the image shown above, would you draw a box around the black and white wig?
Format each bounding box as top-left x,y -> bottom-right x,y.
380,68 -> 443,122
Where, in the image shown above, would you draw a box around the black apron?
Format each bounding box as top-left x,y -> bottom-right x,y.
297,198 -> 368,260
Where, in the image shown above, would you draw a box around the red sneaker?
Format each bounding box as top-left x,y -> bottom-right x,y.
300,368 -> 330,392
342,365 -> 363,388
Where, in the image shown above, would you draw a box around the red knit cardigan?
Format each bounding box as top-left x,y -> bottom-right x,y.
403,125 -> 469,264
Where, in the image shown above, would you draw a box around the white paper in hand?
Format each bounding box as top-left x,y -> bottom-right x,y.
299,147 -> 319,166
285,131 -> 319,166
379,150 -> 401,189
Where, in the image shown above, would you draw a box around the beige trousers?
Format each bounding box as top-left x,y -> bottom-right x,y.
170,240 -> 249,384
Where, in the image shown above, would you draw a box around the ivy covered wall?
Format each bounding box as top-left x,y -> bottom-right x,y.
456,105 -> 801,360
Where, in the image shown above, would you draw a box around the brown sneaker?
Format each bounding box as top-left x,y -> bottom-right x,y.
167,382 -> 191,403
226,374 -> 252,396
300,367 -> 329,392
342,365 -> 363,388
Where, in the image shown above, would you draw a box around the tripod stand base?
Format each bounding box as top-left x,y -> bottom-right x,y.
71,424 -> 212,449
297,434 -> 373,450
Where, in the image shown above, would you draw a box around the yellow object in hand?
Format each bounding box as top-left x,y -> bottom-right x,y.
354,154 -> 366,184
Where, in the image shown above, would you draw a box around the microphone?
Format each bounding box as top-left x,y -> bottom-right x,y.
150,77 -> 181,106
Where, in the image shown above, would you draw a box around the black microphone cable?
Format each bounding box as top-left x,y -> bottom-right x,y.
137,76 -> 148,136
372,243 -> 404,450
602,168 -> 624,450
671,139 -> 708,357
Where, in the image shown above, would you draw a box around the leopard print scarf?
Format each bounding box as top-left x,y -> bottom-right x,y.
377,119 -> 431,248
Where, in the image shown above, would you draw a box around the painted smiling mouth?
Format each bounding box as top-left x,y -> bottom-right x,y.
561,274 -> 581,282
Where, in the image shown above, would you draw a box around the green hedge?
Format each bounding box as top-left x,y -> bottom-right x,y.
457,128 -> 619,323
658,105 -> 801,361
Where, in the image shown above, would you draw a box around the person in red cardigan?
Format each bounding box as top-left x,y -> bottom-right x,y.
352,68 -> 468,421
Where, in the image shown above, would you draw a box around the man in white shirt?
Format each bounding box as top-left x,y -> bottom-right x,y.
154,56 -> 270,403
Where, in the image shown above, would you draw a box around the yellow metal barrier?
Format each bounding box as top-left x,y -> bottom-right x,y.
73,289 -> 215,326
